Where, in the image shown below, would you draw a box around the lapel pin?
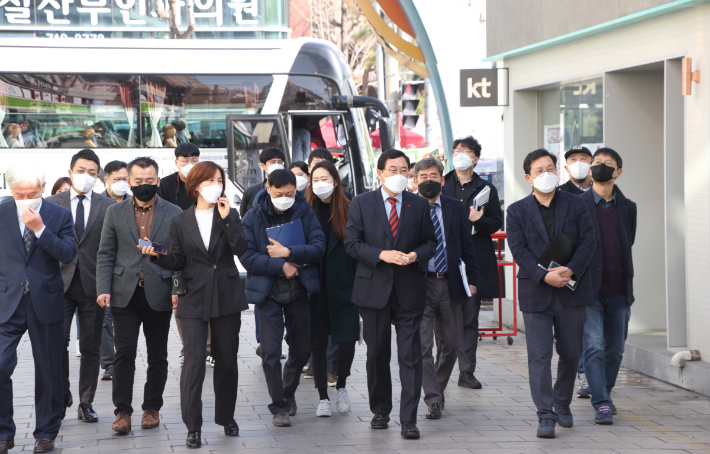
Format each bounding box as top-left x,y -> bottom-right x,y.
407,204 -> 410,208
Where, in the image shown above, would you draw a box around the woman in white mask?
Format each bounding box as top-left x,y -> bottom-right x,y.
290,161 -> 310,192
141,161 -> 248,448
304,161 -> 359,417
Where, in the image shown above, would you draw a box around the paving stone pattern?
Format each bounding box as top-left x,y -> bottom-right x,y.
9,310 -> 710,453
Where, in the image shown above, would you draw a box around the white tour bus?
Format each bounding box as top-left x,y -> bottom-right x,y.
0,37 -> 392,207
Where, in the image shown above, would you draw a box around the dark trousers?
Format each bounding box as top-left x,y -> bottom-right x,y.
180,313 -> 241,432
434,295 -> 481,374
100,308 -> 115,371
582,294 -> 630,409
258,296 -> 311,415
0,293 -> 64,440
110,286 -> 172,415
522,295 -> 587,420
420,277 -> 461,406
359,288 -> 424,423
62,273 -> 104,403
312,292 -> 355,391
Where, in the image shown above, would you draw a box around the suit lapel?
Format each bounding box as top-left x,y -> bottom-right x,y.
523,194 -> 551,245
79,192 -> 101,244
122,199 -> 140,243
184,206 -> 210,257
2,201 -> 26,257
28,201 -> 53,259
585,192 -> 602,245
441,197 -> 453,242
148,198 -> 167,240
370,190 -> 394,247
616,188 -> 631,248
554,191 -> 569,235
207,205 -> 222,254
394,192 -> 412,248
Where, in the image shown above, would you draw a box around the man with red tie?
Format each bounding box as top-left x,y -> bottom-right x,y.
344,149 -> 437,439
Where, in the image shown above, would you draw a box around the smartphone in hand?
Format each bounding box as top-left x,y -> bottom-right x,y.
139,239 -> 168,255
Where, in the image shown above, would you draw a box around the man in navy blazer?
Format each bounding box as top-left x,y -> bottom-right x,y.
580,148 -> 637,425
0,164 -> 76,454
345,149 -> 437,439
412,158 -> 479,420
506,149 -> 596,439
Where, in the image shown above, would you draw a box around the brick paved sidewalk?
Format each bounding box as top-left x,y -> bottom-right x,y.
8,310 -> 710,453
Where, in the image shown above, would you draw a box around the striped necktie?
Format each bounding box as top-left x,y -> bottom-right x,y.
430,203 -> 447,273
387,197 -> 399,239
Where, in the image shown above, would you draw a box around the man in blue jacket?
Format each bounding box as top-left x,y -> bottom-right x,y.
413,158 -> 479,420
506,149 -> 596,439
240,169 -> 325,428
0,164 -> 76,454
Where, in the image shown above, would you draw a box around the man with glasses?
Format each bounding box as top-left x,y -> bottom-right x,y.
559,146 -> 593,196
157,143 -> 200,211
345,149 -> 437,439
580,148 -> 636,425
506,149 -> 596,439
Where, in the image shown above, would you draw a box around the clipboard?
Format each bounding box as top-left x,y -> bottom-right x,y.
537,231 -> 581,290
266,219 -> 306,247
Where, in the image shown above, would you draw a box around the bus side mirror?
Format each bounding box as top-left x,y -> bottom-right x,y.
369,109 -> 392,152
331,95 -> 393,151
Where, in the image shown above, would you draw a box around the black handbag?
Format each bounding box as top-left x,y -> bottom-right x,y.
172,272 -> 188,296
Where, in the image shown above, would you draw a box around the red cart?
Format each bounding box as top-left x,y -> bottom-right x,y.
478,232 -> 518,345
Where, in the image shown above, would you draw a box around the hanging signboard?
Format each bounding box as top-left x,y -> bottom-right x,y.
460,68 -> 508,107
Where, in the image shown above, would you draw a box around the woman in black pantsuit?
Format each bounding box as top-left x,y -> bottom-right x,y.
140,161 -> 248,449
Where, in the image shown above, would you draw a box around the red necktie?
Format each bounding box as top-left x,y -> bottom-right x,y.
388,197 -> 398,239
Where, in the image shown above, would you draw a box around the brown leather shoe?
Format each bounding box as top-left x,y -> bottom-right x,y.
33,438 -> 54,453
0,439 -> 14,454
141,410 -> 160,429
112,413 -> 131,435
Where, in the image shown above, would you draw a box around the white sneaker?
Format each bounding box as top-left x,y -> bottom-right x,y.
75,339 -> 81,357
316,399 -> 331,417
336,388 -> 351,414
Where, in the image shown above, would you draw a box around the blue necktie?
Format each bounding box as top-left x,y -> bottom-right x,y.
430,204 -> 447,273
23,226 -> 34,295
75,195 -> 85,241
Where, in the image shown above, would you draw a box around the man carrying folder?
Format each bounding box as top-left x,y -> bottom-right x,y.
506,149 -> 596,439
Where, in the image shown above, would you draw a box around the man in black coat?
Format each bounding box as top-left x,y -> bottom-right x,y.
440,136 -> 503,390
559,146 -> 593,196
345,149 -> 437,439
580,148 -> 636,425
157,143 -> 200,210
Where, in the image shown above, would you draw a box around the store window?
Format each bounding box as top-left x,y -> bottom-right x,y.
537,77 -> 603,181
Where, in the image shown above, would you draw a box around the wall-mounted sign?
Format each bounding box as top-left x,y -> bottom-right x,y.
0,0 -> 272,36
460,68 -> 508,107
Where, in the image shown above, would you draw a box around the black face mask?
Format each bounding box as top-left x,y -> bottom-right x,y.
591,164 -> 616,183
418,180 -> 442,199
131,183 -> 158,202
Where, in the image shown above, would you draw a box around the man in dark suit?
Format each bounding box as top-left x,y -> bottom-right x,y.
96,157 -> 182,435
0,164 -> 76,454
506,149 -> 596,439
581,148 -> 636,425
46,149 -> 116,423
413,158 -> 479,420
559,146 -> 593,196
344,149 -> 437,439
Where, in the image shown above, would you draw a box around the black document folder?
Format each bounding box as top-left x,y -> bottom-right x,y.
537,231 -> 581,290
266,219 -> 306,247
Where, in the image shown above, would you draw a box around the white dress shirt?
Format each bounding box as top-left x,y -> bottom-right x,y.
427,195 -> 447,273
17,199 -> 46,238
69,187 -> 91,228
195,207 -> 214,249
380,186 -> 402,220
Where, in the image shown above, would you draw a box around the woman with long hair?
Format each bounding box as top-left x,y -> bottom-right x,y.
140,161 -> 248,448
305,160 -> 359,417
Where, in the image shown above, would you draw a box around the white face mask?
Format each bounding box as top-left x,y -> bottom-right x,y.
179,163 -> 194,177
312,181 -> 335,200
271,196 -> 295,212
267,163 -> 284,174
383,174 -> 409,195
199,183 -> 223,204
72,172 -> 97,194
110,180 -> 130,197
532,172 -> 558,193
15,197 -> 42,211
453,153 -> 474,171
295,176 -> 308,191
407,178 -> 416,191
567,161 -> 591,180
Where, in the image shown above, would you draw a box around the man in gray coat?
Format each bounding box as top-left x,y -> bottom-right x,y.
96,156 -> 182,435
46,149 -> 116,423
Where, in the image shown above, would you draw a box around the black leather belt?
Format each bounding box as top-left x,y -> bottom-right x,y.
425,272 -> 448,279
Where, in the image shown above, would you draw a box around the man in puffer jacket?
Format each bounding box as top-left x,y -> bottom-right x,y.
240,169 -> 325,428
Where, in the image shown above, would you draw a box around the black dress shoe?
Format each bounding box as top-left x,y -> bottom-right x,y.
426,403 -> 442,419
458,371 -> 482,389
186,431 -> 201,449
224,420 -> 239,436
0,439 -> 15,454
370,414 -> 390,429
401,422 -> 420,439
77,402 -> 98,422
33,438 -> 54,453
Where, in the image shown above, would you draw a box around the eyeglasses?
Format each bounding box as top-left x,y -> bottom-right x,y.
531,166 -> 557,177
591,159 -> 617,169
453,148 -> 475,155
